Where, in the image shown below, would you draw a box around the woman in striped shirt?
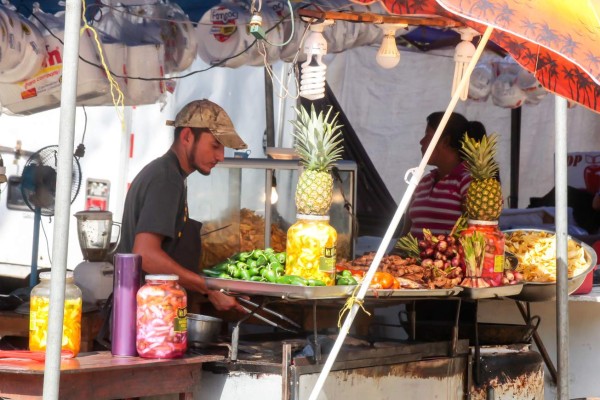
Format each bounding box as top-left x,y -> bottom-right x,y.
407,112 -> 487,239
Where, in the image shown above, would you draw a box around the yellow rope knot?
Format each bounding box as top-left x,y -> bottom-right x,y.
337,287 -> 371,329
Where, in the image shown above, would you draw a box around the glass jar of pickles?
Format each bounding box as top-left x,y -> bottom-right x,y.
461,220 -> 505,286
29,271 -> 82,355
285,214 -> 337,286
136,274 -> 187,359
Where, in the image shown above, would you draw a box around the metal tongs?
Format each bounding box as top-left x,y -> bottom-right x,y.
221,292 -> 302,361
236,297 -> 301,333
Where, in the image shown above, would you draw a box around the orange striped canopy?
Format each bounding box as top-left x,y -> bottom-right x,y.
350,0 -> 600,113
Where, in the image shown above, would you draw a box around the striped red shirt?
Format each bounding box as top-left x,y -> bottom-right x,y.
409,162 -> 471,239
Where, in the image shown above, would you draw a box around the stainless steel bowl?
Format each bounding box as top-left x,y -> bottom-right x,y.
503,229 -> 597,302
187,313 -> 223,344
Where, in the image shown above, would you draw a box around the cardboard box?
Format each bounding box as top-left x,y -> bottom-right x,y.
567,152 -> 600,193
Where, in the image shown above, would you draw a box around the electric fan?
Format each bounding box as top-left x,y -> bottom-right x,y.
21,145 -> 82,287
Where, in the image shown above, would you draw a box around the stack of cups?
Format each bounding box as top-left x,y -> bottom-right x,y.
111,253 -> 141,357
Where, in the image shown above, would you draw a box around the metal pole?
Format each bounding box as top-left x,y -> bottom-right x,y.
554,96 -> 569,400
509,107 -> 521,208
42,0 -> 82,397
113,107 -> 133,222
275,64 -> 290,148
264,66 -> 275,148
265,169 -> 273,248
307,25 -> 495,400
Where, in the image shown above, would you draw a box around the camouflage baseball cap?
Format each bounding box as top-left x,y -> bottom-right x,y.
166,99 -> 248,150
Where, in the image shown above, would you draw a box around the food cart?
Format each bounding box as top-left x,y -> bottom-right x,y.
1,0 -> 599,399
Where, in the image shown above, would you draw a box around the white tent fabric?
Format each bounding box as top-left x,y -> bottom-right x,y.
326,46 -> 600,209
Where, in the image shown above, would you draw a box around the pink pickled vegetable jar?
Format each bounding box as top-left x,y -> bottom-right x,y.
136,274 -> 187,358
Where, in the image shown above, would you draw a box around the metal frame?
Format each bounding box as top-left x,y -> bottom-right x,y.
210,158 -> 357,257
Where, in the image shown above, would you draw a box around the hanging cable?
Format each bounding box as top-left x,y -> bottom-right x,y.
74,106 -> 88,159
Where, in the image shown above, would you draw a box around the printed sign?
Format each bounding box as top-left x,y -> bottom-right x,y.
85,178 -> 110,211
567,152 -> 600,193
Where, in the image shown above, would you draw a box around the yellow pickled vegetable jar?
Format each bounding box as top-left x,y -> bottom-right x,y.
285,214 -> 337,285
29,271 -> 82,356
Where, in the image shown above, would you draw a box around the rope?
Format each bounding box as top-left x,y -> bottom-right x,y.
337,285 -> 371,329
79,0 -> 125,131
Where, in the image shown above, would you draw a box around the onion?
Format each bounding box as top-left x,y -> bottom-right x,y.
437,240 -> 448,252
421,259 -> 434,268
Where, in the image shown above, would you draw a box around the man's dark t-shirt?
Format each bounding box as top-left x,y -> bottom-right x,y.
117,150 -> 187,257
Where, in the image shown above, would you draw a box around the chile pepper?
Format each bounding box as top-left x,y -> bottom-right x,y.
270,262 -> 284,276
276,275 -> 293,285
307,278 -> 326,286
202,268 -> 223,278
336,276 -> 358,285
212,261 -> 230,272
218,272 -> 232,279
248,266 -> 260,277
276,252 -> 286,264
231,265 -> 243,279
263,268 -> 278,283
240,268 -> 251,281
253,249 -> 265,259
250,275 -> 266,282
267,255 -> 279,265
255,254 -> 268,267
277,275 -> 307,286
238,251 -> 252,262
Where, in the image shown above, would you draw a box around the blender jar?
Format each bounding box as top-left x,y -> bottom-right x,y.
74,210 -> 119,261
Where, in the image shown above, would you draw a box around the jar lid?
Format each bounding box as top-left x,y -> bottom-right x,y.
145,274 -> 179,281
39,271 -> 74,280
296,214 -> 330,221
467,219 -> 499,226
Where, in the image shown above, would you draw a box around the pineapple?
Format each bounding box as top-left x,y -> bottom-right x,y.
461,133 -> 503,221
290,104 -> 344,215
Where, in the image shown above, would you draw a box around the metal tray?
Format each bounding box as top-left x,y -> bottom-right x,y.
366,287 -> 463,299
459,283 -> 524,300
503,229 -> 597,302
204,277 -> 355,300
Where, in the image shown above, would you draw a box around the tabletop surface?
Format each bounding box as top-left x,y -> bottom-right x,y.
0,350 -> 225,373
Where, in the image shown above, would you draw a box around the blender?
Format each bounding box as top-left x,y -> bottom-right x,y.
73,210 -> 120,306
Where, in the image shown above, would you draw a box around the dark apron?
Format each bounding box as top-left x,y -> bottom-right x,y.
169,218 -> 203,272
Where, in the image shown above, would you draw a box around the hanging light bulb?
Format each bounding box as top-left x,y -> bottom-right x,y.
452,27 -> 480,101
375,23 -> 406,69
299,20 -> 333,100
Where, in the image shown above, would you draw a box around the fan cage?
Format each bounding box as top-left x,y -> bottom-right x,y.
20,145 -> 82,216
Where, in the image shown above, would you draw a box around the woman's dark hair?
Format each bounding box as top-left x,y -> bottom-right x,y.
426,111 -> 486,153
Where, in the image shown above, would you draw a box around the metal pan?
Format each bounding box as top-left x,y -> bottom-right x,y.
204,277 -> 355,299
366,287 -> 463,299
459,283 -> 523,300
503,229 -> 597,302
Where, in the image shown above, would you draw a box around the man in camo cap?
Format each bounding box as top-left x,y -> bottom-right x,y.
118,99 -> 247,313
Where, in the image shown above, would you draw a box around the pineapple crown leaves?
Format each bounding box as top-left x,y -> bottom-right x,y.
460,132 -> 500,181
290,104 -> 344,172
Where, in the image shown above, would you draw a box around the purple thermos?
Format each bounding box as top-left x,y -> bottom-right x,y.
111,253 -> 141,356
